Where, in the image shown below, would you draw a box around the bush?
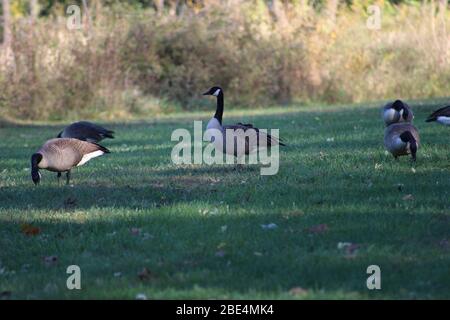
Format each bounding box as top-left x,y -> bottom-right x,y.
0,0 -> 449,121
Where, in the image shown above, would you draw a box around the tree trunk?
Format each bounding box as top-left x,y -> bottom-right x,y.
30,0 -> 39,22
326,0 -> 339,25
2,0 -> 12,47
169,0 -> 178,16
155,0 -> 165,15
82,0 -> 92,37
269,0 -> 287,25
438,0 -> 448,19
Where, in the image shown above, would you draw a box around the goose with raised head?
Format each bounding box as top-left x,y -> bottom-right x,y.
57,121 -> 114,143
384,123 -> 420,162
382,100 -> 414,126
426,106 -> 450,126
202,86 -> 285,159
31,138 -> 110,185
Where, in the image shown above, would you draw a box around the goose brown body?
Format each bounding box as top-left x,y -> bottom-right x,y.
384,123 -> 420,160
203,87 -> 285,158
31,138 -> 109,184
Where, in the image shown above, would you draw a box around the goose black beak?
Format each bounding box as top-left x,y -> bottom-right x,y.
202,91 -> 210,96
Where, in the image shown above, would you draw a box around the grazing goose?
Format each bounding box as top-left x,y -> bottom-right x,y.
202,86 -> 285,159
384,123 -> 420,162
426,106 -> 450,125
57,121 -> 114,143
382,100 -> 414,126
31,138 -> 110,185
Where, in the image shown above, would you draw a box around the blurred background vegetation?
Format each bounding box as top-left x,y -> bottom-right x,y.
0,0 -> 449,121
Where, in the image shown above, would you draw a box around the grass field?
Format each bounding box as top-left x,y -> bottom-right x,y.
1,99 -> 450,299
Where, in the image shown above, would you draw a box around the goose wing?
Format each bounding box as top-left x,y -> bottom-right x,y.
59,121 -> 115,142
223,123 -> 285,148
426,106 -> 450,122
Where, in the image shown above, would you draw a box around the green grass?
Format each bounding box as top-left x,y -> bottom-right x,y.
1,99 -> 450,299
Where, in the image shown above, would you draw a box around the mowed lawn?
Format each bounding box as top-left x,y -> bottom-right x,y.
0,99 -> 449,300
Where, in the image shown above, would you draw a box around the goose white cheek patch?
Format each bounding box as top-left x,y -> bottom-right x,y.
212,89 -> 221,96
383,109 -> 396,123
77,150 -> 104,166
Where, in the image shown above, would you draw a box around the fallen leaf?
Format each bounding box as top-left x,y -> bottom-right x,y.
402,194 -> 414,201
136,293 -> 147,300
113,272 -> 122,277
253,251 -> 263,256
284,210 -> 304,219
307,224 -> 329,234
337,242 -> 360,258
289,287 -> 308,296
20,223 -> 41,236
337,242 -> 352,250
220,225 -> 228,233
137,267 -> 152,281
261,223 -> 278,230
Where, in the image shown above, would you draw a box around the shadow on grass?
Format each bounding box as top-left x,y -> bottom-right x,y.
0,207 -> 449,299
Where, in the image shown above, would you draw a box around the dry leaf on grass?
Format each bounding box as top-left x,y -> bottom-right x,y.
136,293 -> 148,300
337,242 -> 360,258
20,223 -> 41,236
402,194 -> 414,201
289,287 -> 308,296
261,223 -> 278,230
307,224 -> 329,234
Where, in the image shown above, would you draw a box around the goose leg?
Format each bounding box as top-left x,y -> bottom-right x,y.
66,170 -> 71,185
57,172 -> 61,185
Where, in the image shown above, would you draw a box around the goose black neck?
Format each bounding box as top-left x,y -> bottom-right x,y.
400,131 -> 417,161
31,153 -> 42,168
213,92 -> 224,125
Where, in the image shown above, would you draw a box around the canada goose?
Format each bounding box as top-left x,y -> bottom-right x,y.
57,121 -> 114,143
426,106 -> 450,125
384,123 -> 420,162
202,86 -> 285,158
382,100 -> 414,126
31,138 -> 110,185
